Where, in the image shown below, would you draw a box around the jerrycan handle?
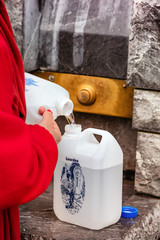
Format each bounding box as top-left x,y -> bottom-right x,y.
80,128 -> 111,158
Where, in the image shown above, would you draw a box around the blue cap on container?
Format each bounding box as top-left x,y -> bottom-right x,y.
121,206 -> 138,218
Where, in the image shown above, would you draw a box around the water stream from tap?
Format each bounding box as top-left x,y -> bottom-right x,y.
65,112 -> 75,125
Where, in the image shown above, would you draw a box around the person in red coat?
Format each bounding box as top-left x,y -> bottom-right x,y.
0,0 -> 61,239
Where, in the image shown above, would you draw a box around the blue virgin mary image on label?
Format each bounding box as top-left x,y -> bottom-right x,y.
60,161 -> 85,214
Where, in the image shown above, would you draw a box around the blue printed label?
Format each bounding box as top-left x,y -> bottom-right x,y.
60,159 -> 85,214
25,77 -> 39,91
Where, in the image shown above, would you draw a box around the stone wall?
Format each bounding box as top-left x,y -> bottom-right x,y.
5,0 -> 23,53
127,0 -> 160,197
127,0 -> 160,90
5,0 -> 42,70
133,90 -> 160,133
5,0 -> 137,174
39,0 -> 131,79
6,0 -> 132,79
23,0 -> 43,72
135,131 -> 160,197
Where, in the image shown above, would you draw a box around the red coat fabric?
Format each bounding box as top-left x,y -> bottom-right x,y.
0,1 -> 58,239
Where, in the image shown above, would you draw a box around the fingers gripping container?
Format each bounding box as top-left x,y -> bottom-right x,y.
54,124 -> 123,230
25,72 -> 73,124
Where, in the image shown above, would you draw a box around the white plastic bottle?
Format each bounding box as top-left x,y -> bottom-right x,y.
25,72 -> 73,124
54,124 -> 123,230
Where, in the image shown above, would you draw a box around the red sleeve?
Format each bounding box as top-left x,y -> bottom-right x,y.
0,23 -> 58,210
0,115 -> 58,209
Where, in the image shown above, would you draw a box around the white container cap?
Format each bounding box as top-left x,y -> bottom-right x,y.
56,99 -> 73,116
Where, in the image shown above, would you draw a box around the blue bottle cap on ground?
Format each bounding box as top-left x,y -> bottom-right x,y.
121,206 -> 138,218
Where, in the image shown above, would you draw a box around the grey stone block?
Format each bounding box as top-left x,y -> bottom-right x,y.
5,0 -> 24,54
135,131 -> 160,197
6,0 -> 42,71
127,0 -> 160,90
39,0 -> 132,79
133,89 -> 160,133
23,0 -> 42,72
7,0 -> 132,76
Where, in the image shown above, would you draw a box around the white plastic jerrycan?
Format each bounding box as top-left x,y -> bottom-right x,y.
25,72 -> 73,124
54,124 -> 123,230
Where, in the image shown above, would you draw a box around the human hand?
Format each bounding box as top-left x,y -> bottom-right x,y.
38,106 -> 61,144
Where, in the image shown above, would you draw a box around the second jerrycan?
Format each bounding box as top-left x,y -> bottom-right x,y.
25,72 -> 73,124
54,124 -> 123,230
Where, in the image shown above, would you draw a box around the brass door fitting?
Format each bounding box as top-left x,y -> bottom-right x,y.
33,71 -> 134,118
77,84 -> 96,105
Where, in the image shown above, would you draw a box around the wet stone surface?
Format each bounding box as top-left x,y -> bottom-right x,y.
20,179 -> 160,240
